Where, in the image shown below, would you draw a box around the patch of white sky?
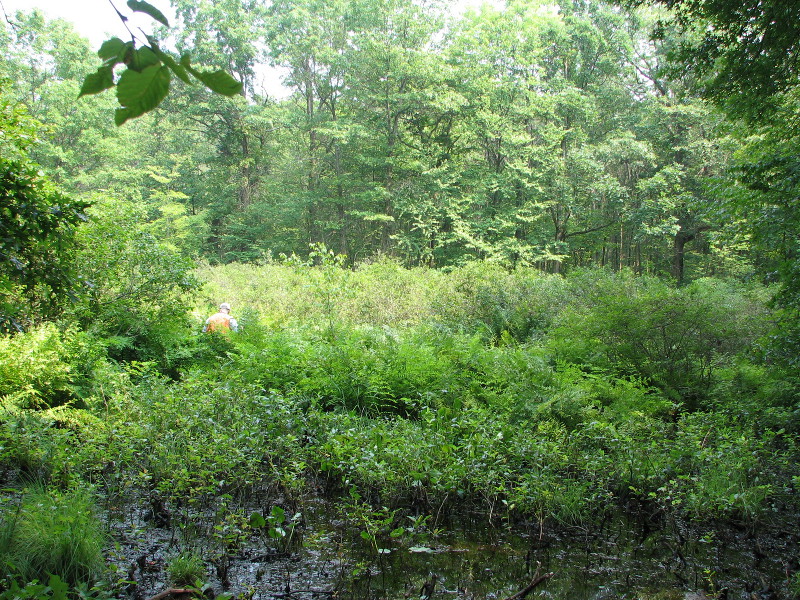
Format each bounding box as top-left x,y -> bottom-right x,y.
0,0 -> 509,99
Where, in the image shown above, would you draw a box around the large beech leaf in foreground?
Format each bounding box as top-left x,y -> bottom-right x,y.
115,64 -> 171,125
78,1 -> 243,125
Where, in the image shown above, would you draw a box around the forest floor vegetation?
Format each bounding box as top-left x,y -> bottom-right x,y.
0,261 -> 798,599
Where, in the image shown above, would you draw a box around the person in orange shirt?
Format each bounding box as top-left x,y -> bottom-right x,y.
202,302 -> 239,333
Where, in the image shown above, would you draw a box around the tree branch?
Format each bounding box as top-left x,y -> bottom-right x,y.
563,220 -> 617,239
501,571 -> 554,600
0,0 -> 16,30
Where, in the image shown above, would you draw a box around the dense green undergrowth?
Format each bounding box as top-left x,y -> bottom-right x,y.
1,260 -> 798,596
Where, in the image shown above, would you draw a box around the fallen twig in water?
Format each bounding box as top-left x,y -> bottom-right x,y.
145,589 -> 193,600
501,567 -> 554,600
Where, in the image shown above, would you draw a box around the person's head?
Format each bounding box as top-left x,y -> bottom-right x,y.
219,302 -> 231,314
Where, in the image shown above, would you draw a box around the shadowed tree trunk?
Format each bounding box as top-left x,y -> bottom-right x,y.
672,225 -> 711,284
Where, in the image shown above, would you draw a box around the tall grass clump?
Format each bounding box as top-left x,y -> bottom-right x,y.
166,549 -> 205,587
0,486 -> 106,588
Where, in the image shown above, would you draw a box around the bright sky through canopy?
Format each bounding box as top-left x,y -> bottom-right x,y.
0,0 -> 501,49
0,0 -> 504,98
0,0 -> 175,50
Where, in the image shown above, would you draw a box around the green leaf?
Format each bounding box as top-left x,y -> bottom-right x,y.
127,0 -> 170,27
114,107 -> 134,126
97,37 -> 128,63
78,66 -> 114,97
131,46 -> 160,71
47,575 -> 69,600
248,512 -> 266,528
152,47 -> 191,84
192,69 -> 243,96
115,64 -> 171,124
270,505 -> 286,520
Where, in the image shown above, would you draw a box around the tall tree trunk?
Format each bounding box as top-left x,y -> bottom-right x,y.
305,58 -> 318,245
672,225 -> 711,284
672,232 -> 689,284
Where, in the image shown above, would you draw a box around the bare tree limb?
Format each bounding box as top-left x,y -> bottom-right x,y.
501,569 -> 555,600
145,589 -> 193,600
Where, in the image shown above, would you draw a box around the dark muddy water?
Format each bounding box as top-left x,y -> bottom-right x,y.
108,496 -> 798,600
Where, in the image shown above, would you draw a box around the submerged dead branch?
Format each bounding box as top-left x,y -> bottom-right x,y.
501,567 -> 554,600
145,589 -> 193,600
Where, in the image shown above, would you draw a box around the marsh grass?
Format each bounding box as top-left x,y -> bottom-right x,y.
0,486 -> 106,587
166,549 -> 206,587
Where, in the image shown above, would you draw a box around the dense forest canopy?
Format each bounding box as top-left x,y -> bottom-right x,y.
0,0 -> 757,270
0,0 -> 797,350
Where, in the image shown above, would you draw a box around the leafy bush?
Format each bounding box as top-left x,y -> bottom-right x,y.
0,324 -> 104,409
69,197 -> 199,373
196,258 -> 569,339
0,93 -> 90,332
654,412 -> 786,520
430,261 -> 570,342
0,411 -> 78,483
549,274 -> 771,407
710,361 -> 800,431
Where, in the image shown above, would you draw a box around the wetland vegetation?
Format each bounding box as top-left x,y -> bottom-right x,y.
1,260 -> 798,598
1,0 -> 800,597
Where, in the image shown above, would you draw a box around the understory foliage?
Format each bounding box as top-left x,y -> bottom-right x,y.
0,86 -> 89,332
0,261 -> 797,594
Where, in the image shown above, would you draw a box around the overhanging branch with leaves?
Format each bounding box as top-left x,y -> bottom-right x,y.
79,0 -> 243,125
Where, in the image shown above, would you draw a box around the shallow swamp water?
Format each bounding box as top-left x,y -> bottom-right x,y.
107,494 -> 798,600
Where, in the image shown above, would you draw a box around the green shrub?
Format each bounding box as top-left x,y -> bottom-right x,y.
710,361 -> 800,431
549,274 -> 772,407
0,411 -> 75,483
649,411 -> 789,520
196,255 -> 446,329
195,259 -> 572,339
70,197 -> 199,373
430,262 -> 569,342
0,574 -> 117,600
0,324 -> 104,409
